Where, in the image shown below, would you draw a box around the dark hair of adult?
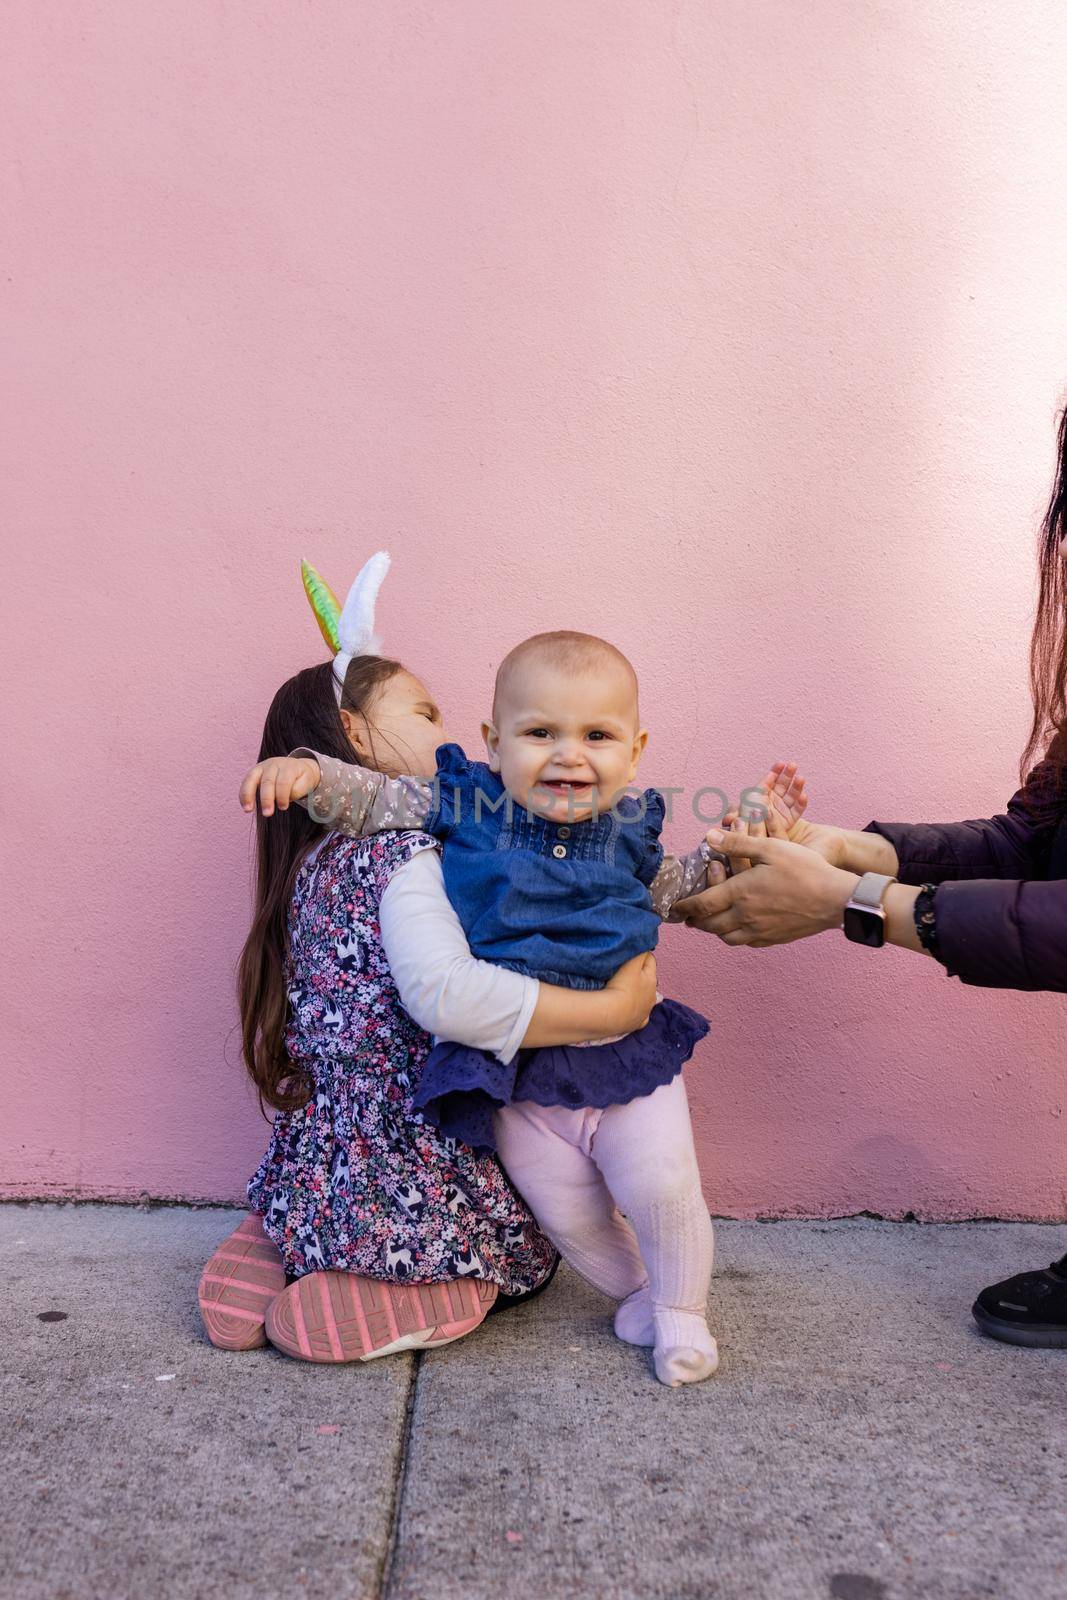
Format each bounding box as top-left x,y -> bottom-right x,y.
1024,404 -> 1067,780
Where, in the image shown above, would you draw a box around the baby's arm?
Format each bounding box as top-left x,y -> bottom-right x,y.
380,849 -> 654,1057
239,749 -> 433,834
651,838 -> 731,922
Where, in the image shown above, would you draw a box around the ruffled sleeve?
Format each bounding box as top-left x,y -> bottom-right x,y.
422,742 -> 477,838
633,788 -> 666,887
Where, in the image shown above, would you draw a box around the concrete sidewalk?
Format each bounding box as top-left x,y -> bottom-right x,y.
3,1205 -> 1064,1600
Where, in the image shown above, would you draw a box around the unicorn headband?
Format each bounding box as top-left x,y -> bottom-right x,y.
301,551 -> 391,704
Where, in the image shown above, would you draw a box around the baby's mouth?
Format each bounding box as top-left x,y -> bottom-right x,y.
538,778 -> 595,796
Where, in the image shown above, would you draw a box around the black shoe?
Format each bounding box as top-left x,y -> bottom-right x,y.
972,1252 -> 1067,1348
486,1251 -> 561,1318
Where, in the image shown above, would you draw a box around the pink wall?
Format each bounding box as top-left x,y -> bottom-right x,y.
4,2 -> 1066,1218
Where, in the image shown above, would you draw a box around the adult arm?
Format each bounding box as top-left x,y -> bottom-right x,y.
675,830 -> 924,956
860,729 -> 1067,884
857,730 -> 1067,989
379,848 -> 655,1057
677,827 -> 1067,993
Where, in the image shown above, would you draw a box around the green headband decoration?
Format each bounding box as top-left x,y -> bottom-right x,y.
301,551 -> 392,702
301,559 -> 342,653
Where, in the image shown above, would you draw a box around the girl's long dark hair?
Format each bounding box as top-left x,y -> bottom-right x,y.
237,654 -> 403,1114
1023,405 -> 1067,781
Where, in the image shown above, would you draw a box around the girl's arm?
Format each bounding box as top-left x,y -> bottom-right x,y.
297,749 -> 433,835
526,951 -> 657,1046
379,849 -> 656,1058
239,749 -> 433,834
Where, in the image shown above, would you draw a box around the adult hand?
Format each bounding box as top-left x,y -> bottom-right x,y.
777,814 -> 854,868
674,829 -> 859,947
723,792 -> 896,877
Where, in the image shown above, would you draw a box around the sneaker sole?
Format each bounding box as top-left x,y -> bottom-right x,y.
198,1215 -> 287,1351
265,1272 -> 498,1363
971,1300 -> 1067,1349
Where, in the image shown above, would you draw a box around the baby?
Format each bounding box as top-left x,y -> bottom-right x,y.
246,631 -> 804,1385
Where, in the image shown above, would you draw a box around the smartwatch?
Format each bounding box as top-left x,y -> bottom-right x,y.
842,871 -> 897,948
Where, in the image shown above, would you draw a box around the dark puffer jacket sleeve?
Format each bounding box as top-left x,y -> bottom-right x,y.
861,731 -> 1067,993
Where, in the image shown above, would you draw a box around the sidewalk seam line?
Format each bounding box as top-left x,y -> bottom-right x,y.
377,1349 -> 422,1600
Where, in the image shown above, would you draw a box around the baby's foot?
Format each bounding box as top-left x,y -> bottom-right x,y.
613,1284 -> 654,1347
652,1308 -> 719,1387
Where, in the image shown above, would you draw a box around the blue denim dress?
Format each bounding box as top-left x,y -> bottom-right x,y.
411,744 -> 709,1151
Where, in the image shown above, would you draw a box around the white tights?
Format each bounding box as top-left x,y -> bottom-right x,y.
493,1073 -> 717,1386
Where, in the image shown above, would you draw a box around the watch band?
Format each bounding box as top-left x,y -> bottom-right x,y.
848,871 -> 897,911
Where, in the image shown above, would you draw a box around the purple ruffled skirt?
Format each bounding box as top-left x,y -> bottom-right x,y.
411,998 -> 710,1153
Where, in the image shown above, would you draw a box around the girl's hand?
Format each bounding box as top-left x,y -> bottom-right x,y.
239,756 -> 321,817
604,952 -> 658,1035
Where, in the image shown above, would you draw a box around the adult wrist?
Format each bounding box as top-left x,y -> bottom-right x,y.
854,825 -> 902,877
912,883 -> 942,960
825,869 -> 861,931
838,830 -> 899,877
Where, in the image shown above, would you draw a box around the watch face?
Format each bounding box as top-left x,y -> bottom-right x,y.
843,905 -> 886,948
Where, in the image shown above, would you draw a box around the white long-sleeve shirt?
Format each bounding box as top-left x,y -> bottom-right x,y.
379,845 -> 538,1065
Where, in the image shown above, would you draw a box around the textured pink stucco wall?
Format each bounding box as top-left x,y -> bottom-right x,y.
3,3 -> 1066,1217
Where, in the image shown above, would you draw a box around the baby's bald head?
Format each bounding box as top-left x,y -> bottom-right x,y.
484,631 -> 647,822
492,631 -> 640,726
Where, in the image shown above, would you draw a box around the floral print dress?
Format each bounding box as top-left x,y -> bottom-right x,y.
247,829 -> 557,1294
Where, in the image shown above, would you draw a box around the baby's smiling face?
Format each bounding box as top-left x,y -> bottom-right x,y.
481,654 -> 648,823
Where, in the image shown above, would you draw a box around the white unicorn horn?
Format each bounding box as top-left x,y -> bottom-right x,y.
333,550 -> 392,693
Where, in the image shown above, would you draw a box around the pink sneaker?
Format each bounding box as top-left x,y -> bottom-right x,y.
265,1271 -> 498,1363
198,1215 -> 286,1351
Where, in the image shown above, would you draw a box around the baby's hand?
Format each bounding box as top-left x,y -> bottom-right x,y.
715,761 -> 810,873
239,756 -> 321,817
749,760 -> 809,834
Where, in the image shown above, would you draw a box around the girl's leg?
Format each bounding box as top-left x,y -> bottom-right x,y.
493,1102 -> 649,1302
591,1075 -> 718,1387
